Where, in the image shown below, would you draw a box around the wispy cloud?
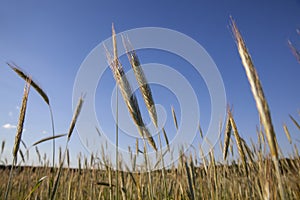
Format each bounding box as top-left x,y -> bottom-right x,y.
2,123 -> 16,129
8,111 -> 13,117
42,130 -> 47,134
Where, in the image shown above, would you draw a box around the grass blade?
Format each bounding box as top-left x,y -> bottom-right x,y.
24,176 -> 47,200
289,114 -> 300,130
7,63 -> 49,105
67,97 -> 84,141
32,134 -> 67,146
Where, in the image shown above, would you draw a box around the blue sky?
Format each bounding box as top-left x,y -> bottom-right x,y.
0,1 -> 300,167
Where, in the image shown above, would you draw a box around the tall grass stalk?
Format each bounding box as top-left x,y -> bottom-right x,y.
231,18 -> 285,199
50,96 -> 83,200
7,63 -> 56,169
228,109 -> 248,176
289,114 -> 300,130
223,108 -> 232,160
112,23 -> 120,200
105,39 -> 157,151
157,131 -> 168,199
122,36 -> 158,128
288,40 -> 300,64
5,78 -> 31,200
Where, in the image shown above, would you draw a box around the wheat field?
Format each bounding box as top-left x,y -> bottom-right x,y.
1,19 -> 300,200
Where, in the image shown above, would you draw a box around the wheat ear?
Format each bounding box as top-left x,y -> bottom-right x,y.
229,110 -> 248,176
231,17 -> 285,199
7,63 -> 56,168
288,40 -> 300,64
105,26 -> 157,150
5,78 -> 31,200
13,78 -> 31,158
223,107 -> 232,160
122,36 -> 158,128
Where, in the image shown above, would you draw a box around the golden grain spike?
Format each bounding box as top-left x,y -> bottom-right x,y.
171,106 -> 178,130
67,96 -> 84,141
228,110 -> 247,175
162,128 -> 170,151
231,17 -> 285,199
13,78 -> 31,158
7,63 -> 50,105
106,27 -> 157,151
223,108 -> 232,160
289,114 -> 300,130
283,123 -> 292,144
288,40 -> 300,64
122,36 -> 158,128
231,18 -> 278,158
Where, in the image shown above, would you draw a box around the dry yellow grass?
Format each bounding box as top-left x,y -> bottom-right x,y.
231,17 -> 285,199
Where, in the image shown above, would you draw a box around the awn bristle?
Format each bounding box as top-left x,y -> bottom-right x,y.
13,78 -> 31,158
122,36 -> 158,128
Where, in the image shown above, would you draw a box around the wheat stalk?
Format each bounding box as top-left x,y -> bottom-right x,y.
1,140 -> 5,155
288,40 -> 300,64
289,114 -> 300,130
13,78 -> 31,158
223,108 -> 232,160
51,96 -> 84,200
231,17 -> 285,199
228,110 -> 248,176
198,123 -> 203,139
231,17 -> 278,159
162,128 -> 170,151
7,62 -> 56,169
122,36 -> 158,128
105,26 -> 157,151
241,138 -> 254,167
171,106 -> 178,130
67,96 -> 84,141
283,123 -> 292,144
5,78 -> 31,200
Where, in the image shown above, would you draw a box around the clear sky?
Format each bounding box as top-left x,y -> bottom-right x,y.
0,1 -> 299,168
